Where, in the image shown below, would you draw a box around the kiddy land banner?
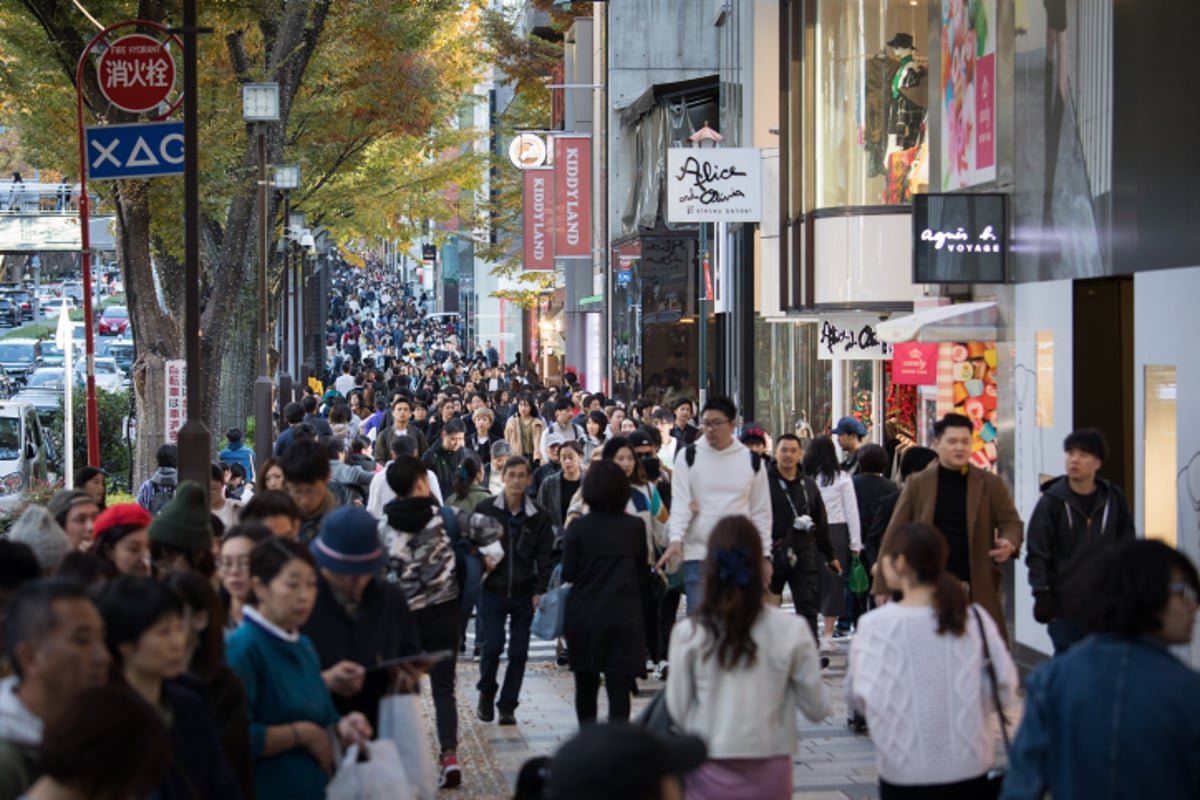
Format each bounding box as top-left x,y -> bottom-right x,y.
523,167 -> 554,270
553,135 -> 591,258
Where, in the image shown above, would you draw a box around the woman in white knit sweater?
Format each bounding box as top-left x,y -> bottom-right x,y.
802,436 -> 861,647
666,515 -> 829,799
845,521 -> 1017,799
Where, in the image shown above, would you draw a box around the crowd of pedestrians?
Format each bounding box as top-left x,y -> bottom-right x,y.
0,260 -> 1196,800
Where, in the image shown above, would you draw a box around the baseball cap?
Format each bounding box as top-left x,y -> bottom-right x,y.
831,416 -> 868,437
545,723 -> 707,800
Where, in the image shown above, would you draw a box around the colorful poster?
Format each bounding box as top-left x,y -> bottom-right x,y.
941,0 -> 996,188
947,341 -> 999,471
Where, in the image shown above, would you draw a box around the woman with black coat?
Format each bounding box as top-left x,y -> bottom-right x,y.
561,460 -> 647,724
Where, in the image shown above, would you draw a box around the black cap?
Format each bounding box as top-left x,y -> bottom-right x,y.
546,723 -> 707,800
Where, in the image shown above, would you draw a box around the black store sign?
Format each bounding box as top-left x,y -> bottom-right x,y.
912,193 -> 1008,284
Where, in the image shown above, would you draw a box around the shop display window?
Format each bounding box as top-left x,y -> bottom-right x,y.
1144,365 -> 1177,547
753,318 -> 831,446
1036,331 -> 1054,426
814,0 -> 931,208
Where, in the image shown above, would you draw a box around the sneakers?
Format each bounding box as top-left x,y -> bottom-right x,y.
820,637 -> 841,654
831,628 -> 854,642
476,692 -> 495,723
497,709 -> 517,726
438,753 -> 462,788
653,660 -> 669,681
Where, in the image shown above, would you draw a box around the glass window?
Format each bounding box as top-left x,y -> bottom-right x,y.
813,0 -> 931,208
1144,365 -> 1177,547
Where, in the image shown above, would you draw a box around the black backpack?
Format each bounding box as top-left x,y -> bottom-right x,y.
147,476 -> 176,516
683,443 -> 762,475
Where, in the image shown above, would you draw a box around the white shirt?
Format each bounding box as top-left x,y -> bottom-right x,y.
667,606 -> 829,758
666,437 -> 772,561
335,374 -> 356,396
845,603 -> 1018,785
816,471 -> 862,550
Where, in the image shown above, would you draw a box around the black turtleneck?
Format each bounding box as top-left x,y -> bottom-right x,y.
934,466 -> 971,582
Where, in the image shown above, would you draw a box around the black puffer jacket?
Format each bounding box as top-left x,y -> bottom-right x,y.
1026,476 -> 1136,604
472,493 -> 555,597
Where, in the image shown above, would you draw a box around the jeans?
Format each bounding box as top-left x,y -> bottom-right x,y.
573,670 -> 633,724
413,601 -> 459,753
476,590 -> 534,711
460,553 -> 484,645
682,559 -> 705,614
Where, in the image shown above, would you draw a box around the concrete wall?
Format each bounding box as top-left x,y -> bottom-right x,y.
607,0 -> 722,243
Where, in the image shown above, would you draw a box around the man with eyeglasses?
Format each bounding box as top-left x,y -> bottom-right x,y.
1025,428 -> 1135,654
656,396 -> 773,612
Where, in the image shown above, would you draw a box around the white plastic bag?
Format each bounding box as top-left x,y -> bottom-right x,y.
325,740 -> 413,800
378,693 -> 438,800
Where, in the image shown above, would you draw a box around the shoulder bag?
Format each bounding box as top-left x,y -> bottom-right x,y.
972,606 -> 1010,797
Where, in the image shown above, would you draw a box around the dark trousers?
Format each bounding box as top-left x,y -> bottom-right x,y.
645,587 -> 682,663
414,601 -> 459,754
573,670 -> 633,724
771,542 -> 820,643
459,553 -> 484,644
476,590 -> 533,711
879,773 -> 992,799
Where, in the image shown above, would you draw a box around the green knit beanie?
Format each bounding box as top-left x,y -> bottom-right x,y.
148,480 -> 213,553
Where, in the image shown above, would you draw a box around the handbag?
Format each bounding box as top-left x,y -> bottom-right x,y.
972,606 -> 1011,797
531,562 -> 570,640
848,554 -> 870,595
377,694 -> 438,800
325,740 -> 414,800
633,688 -> 676,737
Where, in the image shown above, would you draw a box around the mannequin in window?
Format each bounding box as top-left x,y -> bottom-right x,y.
885,33 -> 926,156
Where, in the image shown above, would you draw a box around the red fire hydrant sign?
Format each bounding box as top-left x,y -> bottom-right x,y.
97,34 -> 175,113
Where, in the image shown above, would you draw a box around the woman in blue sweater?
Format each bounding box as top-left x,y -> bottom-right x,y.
227,538 -> 373,800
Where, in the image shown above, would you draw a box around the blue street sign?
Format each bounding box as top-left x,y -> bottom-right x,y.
84,121 -> 184,181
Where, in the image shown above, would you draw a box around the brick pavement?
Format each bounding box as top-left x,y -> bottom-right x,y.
441,648 -> 882,799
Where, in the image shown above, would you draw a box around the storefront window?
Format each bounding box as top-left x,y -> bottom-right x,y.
814,0 -> 931,208
753,317 -> 832,445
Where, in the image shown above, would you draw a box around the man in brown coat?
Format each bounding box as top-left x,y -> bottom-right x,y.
879,413 -> 1023,638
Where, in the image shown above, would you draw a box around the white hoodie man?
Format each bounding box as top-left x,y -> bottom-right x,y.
657,396 -> 773,612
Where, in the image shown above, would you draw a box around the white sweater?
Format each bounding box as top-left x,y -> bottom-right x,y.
666,606 -> 830,758
816,471 -> 862,550
845,603 -> 1018,785
666,438 -> 773,561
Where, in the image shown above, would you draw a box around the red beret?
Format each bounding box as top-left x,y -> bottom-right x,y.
92,503 -> 153,541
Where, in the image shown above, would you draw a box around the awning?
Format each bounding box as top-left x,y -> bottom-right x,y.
875,301 -> 998,343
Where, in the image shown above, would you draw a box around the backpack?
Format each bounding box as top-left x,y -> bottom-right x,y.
147,477 -> 176,516
683,443 -> 762,475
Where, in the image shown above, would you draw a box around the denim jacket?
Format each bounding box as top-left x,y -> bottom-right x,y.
1001,634 -> 1200,800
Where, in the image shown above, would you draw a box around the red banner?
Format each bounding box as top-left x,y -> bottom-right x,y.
523,168 -> 554,270
553,135 -> 591,258
890,342 -> 939,385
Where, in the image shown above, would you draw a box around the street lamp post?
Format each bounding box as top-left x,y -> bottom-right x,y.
243,83 -> 279,467
688,122 -> 722,410
274,164 -> 299,407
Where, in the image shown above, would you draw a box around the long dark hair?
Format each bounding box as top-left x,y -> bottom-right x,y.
601,437 -> 648,486
801,435 -> 840,486
163,571 -> 228,683
880,522 -> 967,636
696,516 -> 764,669
452,455 -> 483,500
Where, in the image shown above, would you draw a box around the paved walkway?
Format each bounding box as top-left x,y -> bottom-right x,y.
440,644 -> 882,799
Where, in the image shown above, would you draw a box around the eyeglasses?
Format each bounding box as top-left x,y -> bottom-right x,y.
700,418 -> 730,429
1168,582 -> 1198,604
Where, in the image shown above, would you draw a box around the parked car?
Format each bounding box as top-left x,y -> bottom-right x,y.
0,401 -> 54,511
12,368 -> 76,419
0,298 -> 20,328
98,305 -> 129,336
0,339 -> 43,383
76,357 -> 125,392
99,338 -> 134,375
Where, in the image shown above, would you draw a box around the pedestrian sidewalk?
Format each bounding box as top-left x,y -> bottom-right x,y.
434,648 -> 882,799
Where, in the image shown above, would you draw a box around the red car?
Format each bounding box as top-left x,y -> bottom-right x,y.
98,305 -> 129,336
